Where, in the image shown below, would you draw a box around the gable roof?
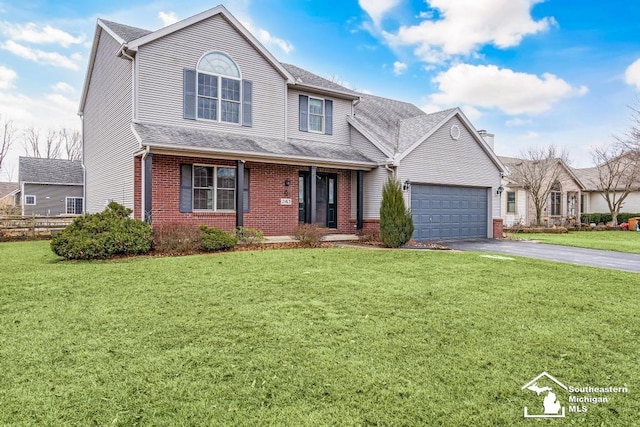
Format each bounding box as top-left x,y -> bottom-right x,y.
18,157 -> 84,185
499,155 -> 586,190
0,182 -> 19,198
132,122 -> 377,170
281,63 -> 359,100
350,95 -> 506,171
98,19 -> 152,43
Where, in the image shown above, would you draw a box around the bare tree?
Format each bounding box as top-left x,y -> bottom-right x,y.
0,114 -> 14,174
43,129 -> 62,159
509,145 -> 570,226
22,125 -> 42,158
60,128 -> 82,160
591,143 -> 640,226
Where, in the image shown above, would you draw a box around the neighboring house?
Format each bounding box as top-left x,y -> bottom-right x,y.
19,157 -> 84,216
573,164 -> 640,215
79,5 -> 507,240
0,182 -> 19,208
498,156 -> 585,226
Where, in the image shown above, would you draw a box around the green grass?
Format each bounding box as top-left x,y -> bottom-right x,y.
509,230 -> 640,254
1,241 -> 639,426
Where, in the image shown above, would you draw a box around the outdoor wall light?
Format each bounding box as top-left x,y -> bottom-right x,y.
403,179 -> 411,191
284,179 -> 291,187
496,185 -> 504,195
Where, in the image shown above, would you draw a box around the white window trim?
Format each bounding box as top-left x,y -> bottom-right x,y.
65,197 -> 84,215
25,195 -> 36,205
192,164 -> 237,212
506,191 -> 516,214
196,52 -> 243,125
550,191 -> 562,217
308,96 -> 325,134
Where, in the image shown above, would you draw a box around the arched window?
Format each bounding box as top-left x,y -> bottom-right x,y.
550,181 -> 562,216
196,52 -> 241,123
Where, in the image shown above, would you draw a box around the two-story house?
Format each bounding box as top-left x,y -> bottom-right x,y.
80,5 -> 507,240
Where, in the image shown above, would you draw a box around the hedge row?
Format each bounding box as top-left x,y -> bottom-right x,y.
580,213 -> 640,224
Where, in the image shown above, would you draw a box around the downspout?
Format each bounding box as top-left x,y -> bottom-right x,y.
80,113 -> 86,214
141,145 -> 150,221
117,43 -> 135,61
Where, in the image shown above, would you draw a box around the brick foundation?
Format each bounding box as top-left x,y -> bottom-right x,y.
147,154 -> 355,236
493,218 -> 504,239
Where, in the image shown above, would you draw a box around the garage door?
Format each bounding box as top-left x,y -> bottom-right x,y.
411,184 -> 488,241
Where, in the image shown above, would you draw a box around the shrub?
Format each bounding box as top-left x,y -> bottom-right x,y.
294,224 -> 323,247
51,202 -> 153,260
234,226 -> 265,245
153,222 -> 202,254
200,226 -> 237,251
581,213 -> 640,225
379,177 -> 414,248
505,227 -> 568,234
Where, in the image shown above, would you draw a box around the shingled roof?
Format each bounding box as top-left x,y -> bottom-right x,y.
99,19 -> 152,43
352,94 -> 457,155
0,182 -> 18,198
132,122 -> 377,168
19,157 -> 84,185
281,63 -> 358,97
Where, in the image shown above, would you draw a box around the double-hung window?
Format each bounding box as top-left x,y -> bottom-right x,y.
183,52 -> 252,126
506,191 -> 516,213
308,97 -> 324,132
25,195 -> 36,205
550,181 -> 562,216
180,164 -> 236,212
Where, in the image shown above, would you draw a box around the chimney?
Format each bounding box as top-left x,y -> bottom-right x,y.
478,130 -> 494,150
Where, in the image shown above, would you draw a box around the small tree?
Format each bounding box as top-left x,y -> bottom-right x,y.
379,177 -> 414,248
509,145 -> 569,226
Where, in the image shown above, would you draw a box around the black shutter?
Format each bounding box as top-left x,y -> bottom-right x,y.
179,164 -> 193,212
242,80 -> 252,127
183,69 -> 196,120
299,95 -> 308,132
325,99 -> 333,135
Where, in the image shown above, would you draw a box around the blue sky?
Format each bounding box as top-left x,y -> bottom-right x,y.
1,0 -> 640,179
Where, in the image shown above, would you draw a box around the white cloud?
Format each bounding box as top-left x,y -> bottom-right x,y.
241,20 -> 294,54
506,118 -> 532,127
158,11 -> 179,27
0,65 -> 17,89
384,0 -> 555,63
430,63 -> 588,115
359,0 -> 402,26
52,82 -> 75,93
1,21 -> 85,47
1,40 -> 81,70
624,58 -> 640,89
393,61 -> 407,75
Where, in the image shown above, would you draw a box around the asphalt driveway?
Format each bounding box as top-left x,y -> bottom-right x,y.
443,239 -> 640,273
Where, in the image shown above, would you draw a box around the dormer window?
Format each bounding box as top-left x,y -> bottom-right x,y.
183,52 -> 252,126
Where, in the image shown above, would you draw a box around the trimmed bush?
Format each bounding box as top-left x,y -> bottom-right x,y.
379,177 -> 414,248
505,227 -> 568,234
294,224 -> 324,247
51,202 -> 153,260
153,222 -> 202,254
234,226 -> 265,245
581,213 -> 640,225
200,226 -> 237,251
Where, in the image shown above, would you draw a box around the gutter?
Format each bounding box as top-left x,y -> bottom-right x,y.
140,145 -> 150,220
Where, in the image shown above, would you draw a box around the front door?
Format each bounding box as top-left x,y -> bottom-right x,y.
298,172 -> 337,228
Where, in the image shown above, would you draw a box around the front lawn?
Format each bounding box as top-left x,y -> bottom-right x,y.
509,230 -> 640,254
1,241 -> 638,426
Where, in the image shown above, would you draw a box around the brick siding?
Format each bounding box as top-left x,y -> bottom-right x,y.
147,154 -> 355,236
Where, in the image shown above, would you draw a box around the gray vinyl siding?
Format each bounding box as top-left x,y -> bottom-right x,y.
398,116 -> 502,222
350,127 -> 387,162
83,28 -> 137,213
22,184 -> 82,216
288,89 -> 351,144
362,166 -> 391,219
136,14 -> 286,139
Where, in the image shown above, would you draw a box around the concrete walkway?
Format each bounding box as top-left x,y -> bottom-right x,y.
443,239 -> 640,273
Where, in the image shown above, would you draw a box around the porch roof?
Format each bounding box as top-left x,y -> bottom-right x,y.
132,122 -> 378,170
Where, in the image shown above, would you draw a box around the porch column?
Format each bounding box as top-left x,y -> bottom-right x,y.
310,166 -> 317,224
143,153 -> 153,224
356,170 -> 364,230
236,160 -> 244,228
